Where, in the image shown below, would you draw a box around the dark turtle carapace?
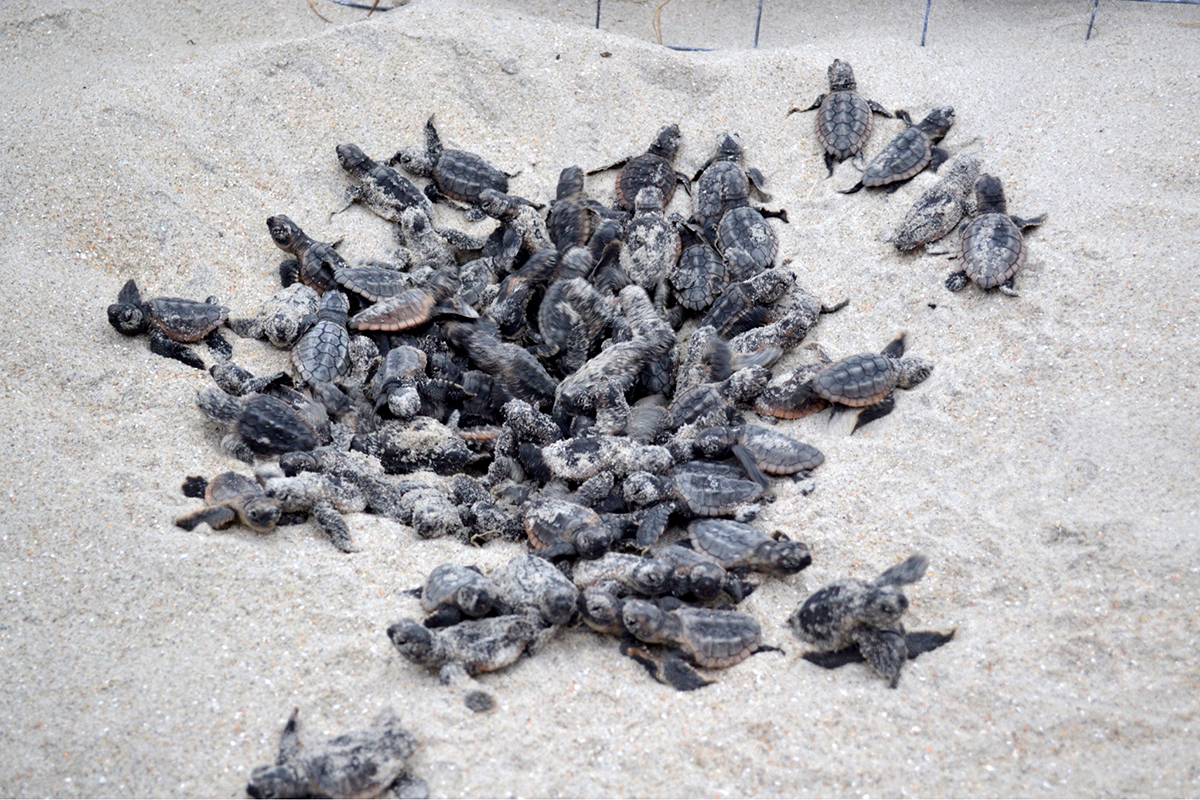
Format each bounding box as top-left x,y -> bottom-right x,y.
790,59 -> 896,178
107,279 -> 231,370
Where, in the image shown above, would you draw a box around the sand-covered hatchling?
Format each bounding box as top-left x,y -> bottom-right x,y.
790,59 -> 896,178
266,215 -> 344,294
246,707 -> 423,800
335,142 -> 433,222
886,152 -> 982,251
841,106 -> 956,195
478,188 -> 554,255
692,132 -> 781,238
490,553 -> 580,626
948,173 -> 1047,296
571,552 -> 673,597
350,416 -> 475,475
387,614 -> 544,712
107,279 -> 231,370
523,497 -> 618,560
175,472 -> 282,534
390,117 -> 512,219
626,461 -> 767,547
255,464 -> 363,553
228,284 -> 320,349
688,518 -> 811,576
787,554 -> 953,687
620,186 -> 682,295
412,564 -> 497,628
548,166 -> 611,252
197,386 -> 325,462
670,223 -> 728,312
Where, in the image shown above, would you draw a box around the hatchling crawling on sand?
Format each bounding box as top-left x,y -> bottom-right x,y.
107,279 -> 231,370
948,173 -> 1047,296
754,334 -> 933,434
246,707 -> 424,800
410,563 -> 497,628
197,385 -> 326,462
228,284 -> 320,349
291,290 -> 350,388
787,554 -> 954,687
266,215 -> 344,294
885,152 -> 982,252
523,497 -> 619,560
622,598 -> 781,691
688,518 -> 811,577
694,424 -> 824,488
593,123 -> 687,212
790,59 -> 895,178
841,106 -> 956,195
625,461 -> 767,547
175,472 -> 281,534
335,142 -> 433,222
692,132 -> 783,239
387,614 -> 545,712
490,553 -> 580,626
255,464 -> 362,553
390,117 -> 512,220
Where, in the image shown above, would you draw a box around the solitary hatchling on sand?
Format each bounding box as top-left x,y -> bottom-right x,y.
390,117 -> 511,219
175,472 -> 281,534
107,279 -> 231,370
790,59 -> 895,178
948,173 -> 1047,296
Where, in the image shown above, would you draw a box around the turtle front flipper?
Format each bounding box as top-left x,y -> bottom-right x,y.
277,707 -> 301,765
850,392 -> 896,435
945,270 -> 970,292
802,646 -> 865,670
1012,213 -> 1047,231
279,259 -> 300,288
786,95 -> 824,116
422,607 -> 464,629
867,99 -> 894,118
731,444 -> 770,489
929,147 -> 950,173
117,278 -> 142,305
620,638 -> 712,692
175,504 -> 237,531
311,498 -> 356,553
330,185 -> 363,219
855,627 -> 908,688
584,156 -> 630,177
839,180 -> 865,195
149,328 -> 206,370
204,329 -> 233,361
904,629 -> 956,659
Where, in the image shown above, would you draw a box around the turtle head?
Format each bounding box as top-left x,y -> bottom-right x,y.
859,586 -> 909,627
629,559 -> 672,596
828,59 -> 857,92
241,496 -> 282,533
687,562 -> 725,601
648,123 -> 682,161
247,764 -> 303,799
556,166 -> 585,200
478,188 -> 513,219
920,106 -> 956,138
387,619 -> 436,664
622,472 -> 669,506
725,365 -> 772,404
755,539 -> 813,576
621,599 -> 670,643
894,357 -> 933,390
973,173 -> 1008,215
556,384 -> 595,416
335,143 -> 369,173
454,582 -> 495,618
266,215 -> 303,252
574,522 -> 615,560
400,205 -> 432,237
107,299 -> 149,336
540,584 -> 579,626
393,145 -> 434,177
694,426 -> 738,458
633,186 -> 665,214
579,589 -> 625,634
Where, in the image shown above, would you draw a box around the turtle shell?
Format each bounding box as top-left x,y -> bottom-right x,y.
145,297 -> 229,342
670,242 -> 727,311
616,153 -> 676,212
716,207 -> 777,281
292,315 -> 350,386
960,213 -> 1025,289
434,150 -> 508,206
694,161 -> 751,236
236,395 -> 319,455
422,564 -> 492,615
363,160 -> 432,220
299,242 -> 344,294
620,213 -> 681,291
688,518 -> 765,564
523,498 -> 604,551
676,608 -> 762,668
816,90 -> 873,161
206,472 -> 261,505
861,127 -> 933,187
673,465 -> 763,516
814,353 -> 897,407
666,384 -> 729,430
549,197 -> 593,252
348,288 -> 436,332
335,266 -> 415,303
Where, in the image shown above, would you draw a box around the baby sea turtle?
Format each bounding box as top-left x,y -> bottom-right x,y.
688,519 -> 811,576
348,269 -> 460,333
175,472 -> 282,533
255,464 -> 362,553
478,189 -> 554,256
715,206 -> 778,282
291,290 -> 350,387
622,599 -> 778,691
538,435 -> 674,482
619,187 -> 682,294
625,461 -> 766,547
548,166 -> 608,252
350,416 -> 474,475
335,142 -> 433,222
571,552 -> 673,597
789,59 -> 895,178
670,223 -> 727,312
387,615 -> 543,712
655,545 -> 749,602
390,117 -> 511,219
333,264 -> 419,304
107,279 -> 231,370
594,124 -> 686,213
787,554 -> 953,687
197,387 -> 324,462
228,284 -> 320,349
414,564 -> 497,628
886,152 -> 982,251
490,553 -> 580,626
692,132 -> 778,238
246,707 -> 422,800
266,215 -> 343,294
523,497 -> 618,560
694,424 -> 824,488
371,346 -> 429,419
948,174 -> 1047,296
841,106 -> 956,195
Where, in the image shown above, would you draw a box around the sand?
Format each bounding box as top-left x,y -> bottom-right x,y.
1,0 -> 1198,795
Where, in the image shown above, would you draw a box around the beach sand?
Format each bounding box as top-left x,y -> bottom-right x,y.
1,0 -> 1198,795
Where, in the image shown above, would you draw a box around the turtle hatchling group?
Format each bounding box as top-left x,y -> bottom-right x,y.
107,58 -> 1043,797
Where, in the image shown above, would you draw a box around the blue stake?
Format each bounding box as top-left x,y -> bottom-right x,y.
754,0 -> 764,48
596,0 -> 601,29
1086,0 -> 1100,39
920,0 -> 932,46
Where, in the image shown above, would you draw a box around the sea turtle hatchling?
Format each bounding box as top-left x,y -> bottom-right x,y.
489,553 -> 580,626
619,187 -> 682,295
387,614 -> 544,712
625,460 -> 766,547
246,707 -> 423,800
197,386 -> 325,462
228,284 -> 320,349
885,152 -> 982,252
291,290 -> 350,387
523,497 -> 619,560
786,554 -> 953,687
107,279 -> 231,370
334,142 -> 433,222
390,117 -> 511,220
570,552 -> 673,597
694,424 -> 825,488
841,106 -> 956,195
411,563 -> 497,628
175,472 -> 282,534
691,132 -> 782,238
622,599 -> 780,691
688,518 -> 811,576
755,334 -> 933,434
266,215 -> 344,294
947,174 -> 1047,296
789,59 -> 896,178
592,123 -> 686,213
348,269 -> 461,333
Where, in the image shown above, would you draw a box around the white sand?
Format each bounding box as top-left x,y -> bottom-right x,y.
2,0 -> 1198,795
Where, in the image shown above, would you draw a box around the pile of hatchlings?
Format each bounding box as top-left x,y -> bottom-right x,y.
107,59 -> 1044,797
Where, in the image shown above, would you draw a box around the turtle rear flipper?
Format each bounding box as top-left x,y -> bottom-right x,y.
839,181 -> 865,195
438,663 -> 495,713
850,391 -> 896,435
866,99 -> 894,118
391,770 -> 430,800
946,270 -> 970,292
204,329 -> 233,361
175,504 -> 237,531
856,628 -> 908,688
